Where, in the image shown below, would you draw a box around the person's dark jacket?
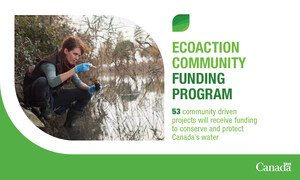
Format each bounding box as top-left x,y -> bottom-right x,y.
23,52 -> 63,106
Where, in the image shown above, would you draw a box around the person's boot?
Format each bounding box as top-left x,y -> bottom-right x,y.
32,98 -> 52,120
64,108 -> 82,128
40,98 -> 52,120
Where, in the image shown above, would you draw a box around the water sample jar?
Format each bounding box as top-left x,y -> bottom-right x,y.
95,79 -> 100,91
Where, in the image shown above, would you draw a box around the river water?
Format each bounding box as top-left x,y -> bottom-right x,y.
87,75 -> 164,140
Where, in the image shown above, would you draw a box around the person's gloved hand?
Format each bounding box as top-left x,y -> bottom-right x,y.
75,63 -> 91,73
88,84 -> 102,94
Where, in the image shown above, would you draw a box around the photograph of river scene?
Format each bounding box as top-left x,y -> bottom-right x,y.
15,15 -> 164,140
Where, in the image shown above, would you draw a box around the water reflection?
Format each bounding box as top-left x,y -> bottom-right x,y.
117,81 -> 139,105
88,75 -> 164,140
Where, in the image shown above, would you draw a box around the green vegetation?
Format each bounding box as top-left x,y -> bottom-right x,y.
15,15 -> 75,81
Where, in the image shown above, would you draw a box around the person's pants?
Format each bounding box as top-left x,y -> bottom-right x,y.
30,77 -> 91,112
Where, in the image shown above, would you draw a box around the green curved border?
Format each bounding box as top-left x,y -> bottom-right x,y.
0,89 -> 299,179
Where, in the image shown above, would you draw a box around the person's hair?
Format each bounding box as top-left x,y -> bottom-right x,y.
59,36 -> 89,55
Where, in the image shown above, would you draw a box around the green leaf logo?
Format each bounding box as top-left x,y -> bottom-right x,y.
172,14 -> 190,32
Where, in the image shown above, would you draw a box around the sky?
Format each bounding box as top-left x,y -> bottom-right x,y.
70,15 -> 137,42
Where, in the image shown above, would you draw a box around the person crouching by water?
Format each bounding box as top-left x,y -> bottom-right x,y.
23,36 -> 101,128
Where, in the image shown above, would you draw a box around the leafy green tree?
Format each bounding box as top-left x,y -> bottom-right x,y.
113,40 -> 135,67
